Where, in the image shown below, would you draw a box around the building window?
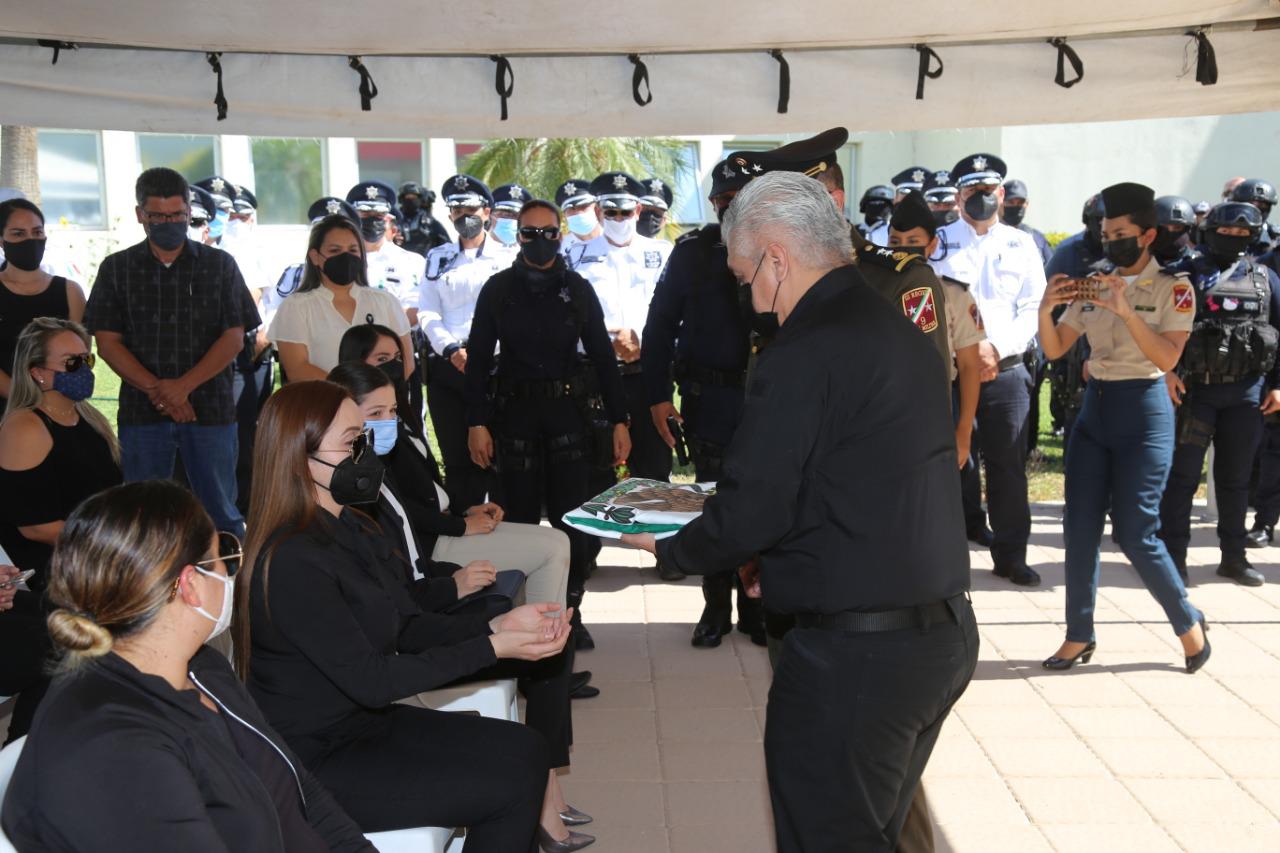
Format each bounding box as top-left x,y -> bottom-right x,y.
669,142 -> 703,225
358,140 -> 425,193
137,133 -> 217,180
250,138 -> 324,225
36,130 -> 104,228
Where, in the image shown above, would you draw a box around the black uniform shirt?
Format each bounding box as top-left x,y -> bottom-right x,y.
657,265 -> 970,614
640,224 -> 751,405
465,255 -> 628,426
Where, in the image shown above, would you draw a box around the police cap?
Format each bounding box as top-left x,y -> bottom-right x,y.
1002,179 -> 1029,201
590,172 -> 644,210
492,183 -> 531,212
1155,196 -> 1196,229
556,179 -> 595,210
1100,182 -> 1155,219
194,176 -> 237,212
639,177 -> 674,211
441,175 -> 493,209
347,181 -> 397,214
1230,178 -> 1279,207
889,190 -> 938,240
923,171 -> 957,204
308,196 -> 360,225
188,186 -> 215,221
752,127 -> 849,179
710,154 -> 761,198
950,154 -> 1007,188
890,166 -> 931,192
232,185 -> 257,214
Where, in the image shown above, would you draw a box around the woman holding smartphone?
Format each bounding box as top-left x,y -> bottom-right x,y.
1037,182 -> 1209,673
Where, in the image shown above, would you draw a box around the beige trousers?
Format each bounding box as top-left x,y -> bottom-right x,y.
431,521 -> 570,607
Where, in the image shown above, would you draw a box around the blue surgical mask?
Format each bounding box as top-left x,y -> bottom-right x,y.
492,218 -> 519,245
365,418 -> 399,456
567,210 -> 597,237
208,210 -> 229,239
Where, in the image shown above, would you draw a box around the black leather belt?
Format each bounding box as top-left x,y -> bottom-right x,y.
998,354 -> 1025,372
617,361 -> 643,376
794,594 -> 964,633
677,363 -> 747,390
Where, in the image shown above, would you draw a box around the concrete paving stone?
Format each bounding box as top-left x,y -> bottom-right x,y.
922,777 -> 1031,827
650,645 -> 748,678
1050,701 -> 1183,740
653,677 -> 753,710
1123,777 -> 1276,824
976,736 -> 1111,778
921,729 -> 1002,780
556,779 -> 666,827
1157,701 -> 1280,740
1238,778 -> 1280,819
580,651 -> 653,682
571,706 -> 657,744
663,780 -> 772,828
744,676 -> 772,707
954,703 -> 1063,740
1084,736 -> 1226,779
1037,822 -> 1182,852
586,825 -> 671,852
753,705 -> 768,733
1161,821 -> 1280,852
566,737 -> 662,781
1008,776 -> 1153,824
1210,674 -> 1280,709
668,822 -> 776,853
656,707 -> 762,744
1193,738 -> 1280,779
578,680 -> 655,710
1027,671 -> 1147,707
931,823 -> 1054,853
1118,672 -> 1250,707
659,740 -> 768,782
952,674 -> 1044,707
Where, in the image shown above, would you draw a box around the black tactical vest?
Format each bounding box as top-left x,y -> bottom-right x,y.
1182,261 -> 1279,383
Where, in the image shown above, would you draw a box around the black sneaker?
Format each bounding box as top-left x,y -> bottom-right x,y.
993,565 -> 1041,587
967,525 -> 995,547
1246,525 -> 1274,549
1217,555 -> 1265,587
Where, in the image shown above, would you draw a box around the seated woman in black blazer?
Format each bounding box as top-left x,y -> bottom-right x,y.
1,480 -> 374,853
239,380 -> 593,852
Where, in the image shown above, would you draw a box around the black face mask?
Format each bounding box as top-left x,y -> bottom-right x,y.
1000,206 -> 1027,228
932,209 -> 959,227
1152,227 -> 1190,263
376,358 -> 408,396
454,215 -> 484,240
520,237 -> 561,268
963,191 -> 999,222
862,201 -> 891,226
322,251 -> 363,286
1103,236 -> 1146,269
148,220 -> 188,251
400,199 -> 420,217
637,210 -> 665,238
2,238 -> 46,271
1084,218 -> 1105,253
360,217 -> 387,242
312,447 -> 384,506
1205,232 -> 1253,270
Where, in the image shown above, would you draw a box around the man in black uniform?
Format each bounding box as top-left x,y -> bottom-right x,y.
1160,201 -> 1280,587
1153,196 -> 1199,265
624,171 -> 976,852
642,155 -> 765,646
856,184 -> 894,237
1000,179 -> 1053,264
397,182 -> 450,257
1229,178 -> 1280,257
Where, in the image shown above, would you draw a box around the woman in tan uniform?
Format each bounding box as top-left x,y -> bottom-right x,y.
1037,182 -> 1209,673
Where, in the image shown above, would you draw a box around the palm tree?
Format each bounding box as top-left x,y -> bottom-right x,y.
0,126 -> 41,205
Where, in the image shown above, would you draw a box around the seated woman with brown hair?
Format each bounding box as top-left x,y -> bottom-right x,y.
239,380 -> 593,851
0,480 -> 375,852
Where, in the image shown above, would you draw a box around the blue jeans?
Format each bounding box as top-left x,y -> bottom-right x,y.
119,422 -> 245,537
1064,379 -> 1200,643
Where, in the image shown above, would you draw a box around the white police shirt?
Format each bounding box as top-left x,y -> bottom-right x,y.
419,236 -> 517,356
259,263 -> 304,329
365,240 -> 425,327
567,234 -> 672,344
865,219 -> 891,247
931,218 -> 1047,362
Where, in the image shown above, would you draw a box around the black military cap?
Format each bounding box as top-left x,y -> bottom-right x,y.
347,180 -> 397,213
492,183 -> 531,212
753,127 -> 850,179
889,190 -> 938,239
590,172 -> 645,210
232,185 -> 257,214
555,179 -> 595,209
308,196 -> 360,224
194,176 -> 237,212
711,154 -> 763,198
923,170 -> 957,203
890,166 -> 932,192
1002,179 -> 1029,201
440,174 -> 493,209
1100,182 -> 1155,218
639,177 -> 674,211
1155,196 -> 1196,228
950,154 -> 1007,188
188,186 -> 215,221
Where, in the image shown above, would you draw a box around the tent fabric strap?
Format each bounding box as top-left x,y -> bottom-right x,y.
628,53 -> 653,106
1049,37 -> 1084,88
347,55 -> 379,111
769,49 -> 791,114
1191,28 -> 1219,85
914,44 -> 943,100
489,54 -> 513,120
35,40 -> 76,65
206,51 -> 227,120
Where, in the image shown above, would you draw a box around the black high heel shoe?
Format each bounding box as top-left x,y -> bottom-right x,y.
1042,641 -> 1097,671
1185,616 -> 1211,674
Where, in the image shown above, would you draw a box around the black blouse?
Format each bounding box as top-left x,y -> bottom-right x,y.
0,276 -> 69,381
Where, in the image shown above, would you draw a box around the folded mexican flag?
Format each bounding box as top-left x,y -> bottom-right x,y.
562,478 -> 715,540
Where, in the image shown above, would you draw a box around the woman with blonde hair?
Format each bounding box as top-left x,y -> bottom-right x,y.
0,317 -> 122,741
0,480 -> 376,852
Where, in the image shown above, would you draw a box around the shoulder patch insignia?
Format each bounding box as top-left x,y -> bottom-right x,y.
1173,283 -> 1194,313
901,287 -> 939,333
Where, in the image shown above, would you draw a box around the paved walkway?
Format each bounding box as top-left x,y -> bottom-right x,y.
560,504 -> 1280,852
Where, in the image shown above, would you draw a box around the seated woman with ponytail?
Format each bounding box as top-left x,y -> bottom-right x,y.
0,480 -> 375,853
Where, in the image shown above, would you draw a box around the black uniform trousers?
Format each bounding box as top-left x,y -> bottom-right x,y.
1253,420 -> 1280,530
1160,376 -> 1265,565
428,354 -> 494,510
765,597 -> 978,853
622,370 -> 671,482
965,363 -> 1034,570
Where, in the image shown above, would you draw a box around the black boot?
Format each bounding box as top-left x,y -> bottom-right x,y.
1218,554 -> 1265,587
692,572 -> 733,648
1247,523 -> 1274,549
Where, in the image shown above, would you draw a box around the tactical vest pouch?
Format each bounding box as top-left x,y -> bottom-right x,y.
1176,406 -> 1214,449
497,436 -> 540,473
582,396 -> 615,469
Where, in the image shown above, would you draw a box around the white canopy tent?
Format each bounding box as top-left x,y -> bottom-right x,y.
1,1 -> 1279,137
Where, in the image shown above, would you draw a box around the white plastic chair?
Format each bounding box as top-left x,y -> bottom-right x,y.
0,735 -> 27,853
398,679 -> 519,723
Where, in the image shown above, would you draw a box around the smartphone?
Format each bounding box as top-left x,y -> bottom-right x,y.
0,569 -> 35,590
1076,277 -> 1108,302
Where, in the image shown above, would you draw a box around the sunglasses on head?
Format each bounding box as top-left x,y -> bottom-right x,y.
50,353 -> 95,373
519,226 -> 560,241
195,531 -> 243,578
601,209 -> 634,220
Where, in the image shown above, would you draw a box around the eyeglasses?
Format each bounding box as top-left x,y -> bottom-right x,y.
601,209 -> 635,220
141,210 -> 190,224
48,353 -> 96,373
519,226 -> 561,241
195,531 -> 244,578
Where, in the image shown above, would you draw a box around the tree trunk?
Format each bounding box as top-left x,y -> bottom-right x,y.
0,126 -> 41,205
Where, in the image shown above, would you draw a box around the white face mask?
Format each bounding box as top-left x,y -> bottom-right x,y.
223,218 -> 252,247
187,226 -> 207,243
602,217 -> 637,245
190,566 -> 234,640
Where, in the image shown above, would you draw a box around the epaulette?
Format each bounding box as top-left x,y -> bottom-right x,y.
940,274 -> 970,291
856,242 -> 925,274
